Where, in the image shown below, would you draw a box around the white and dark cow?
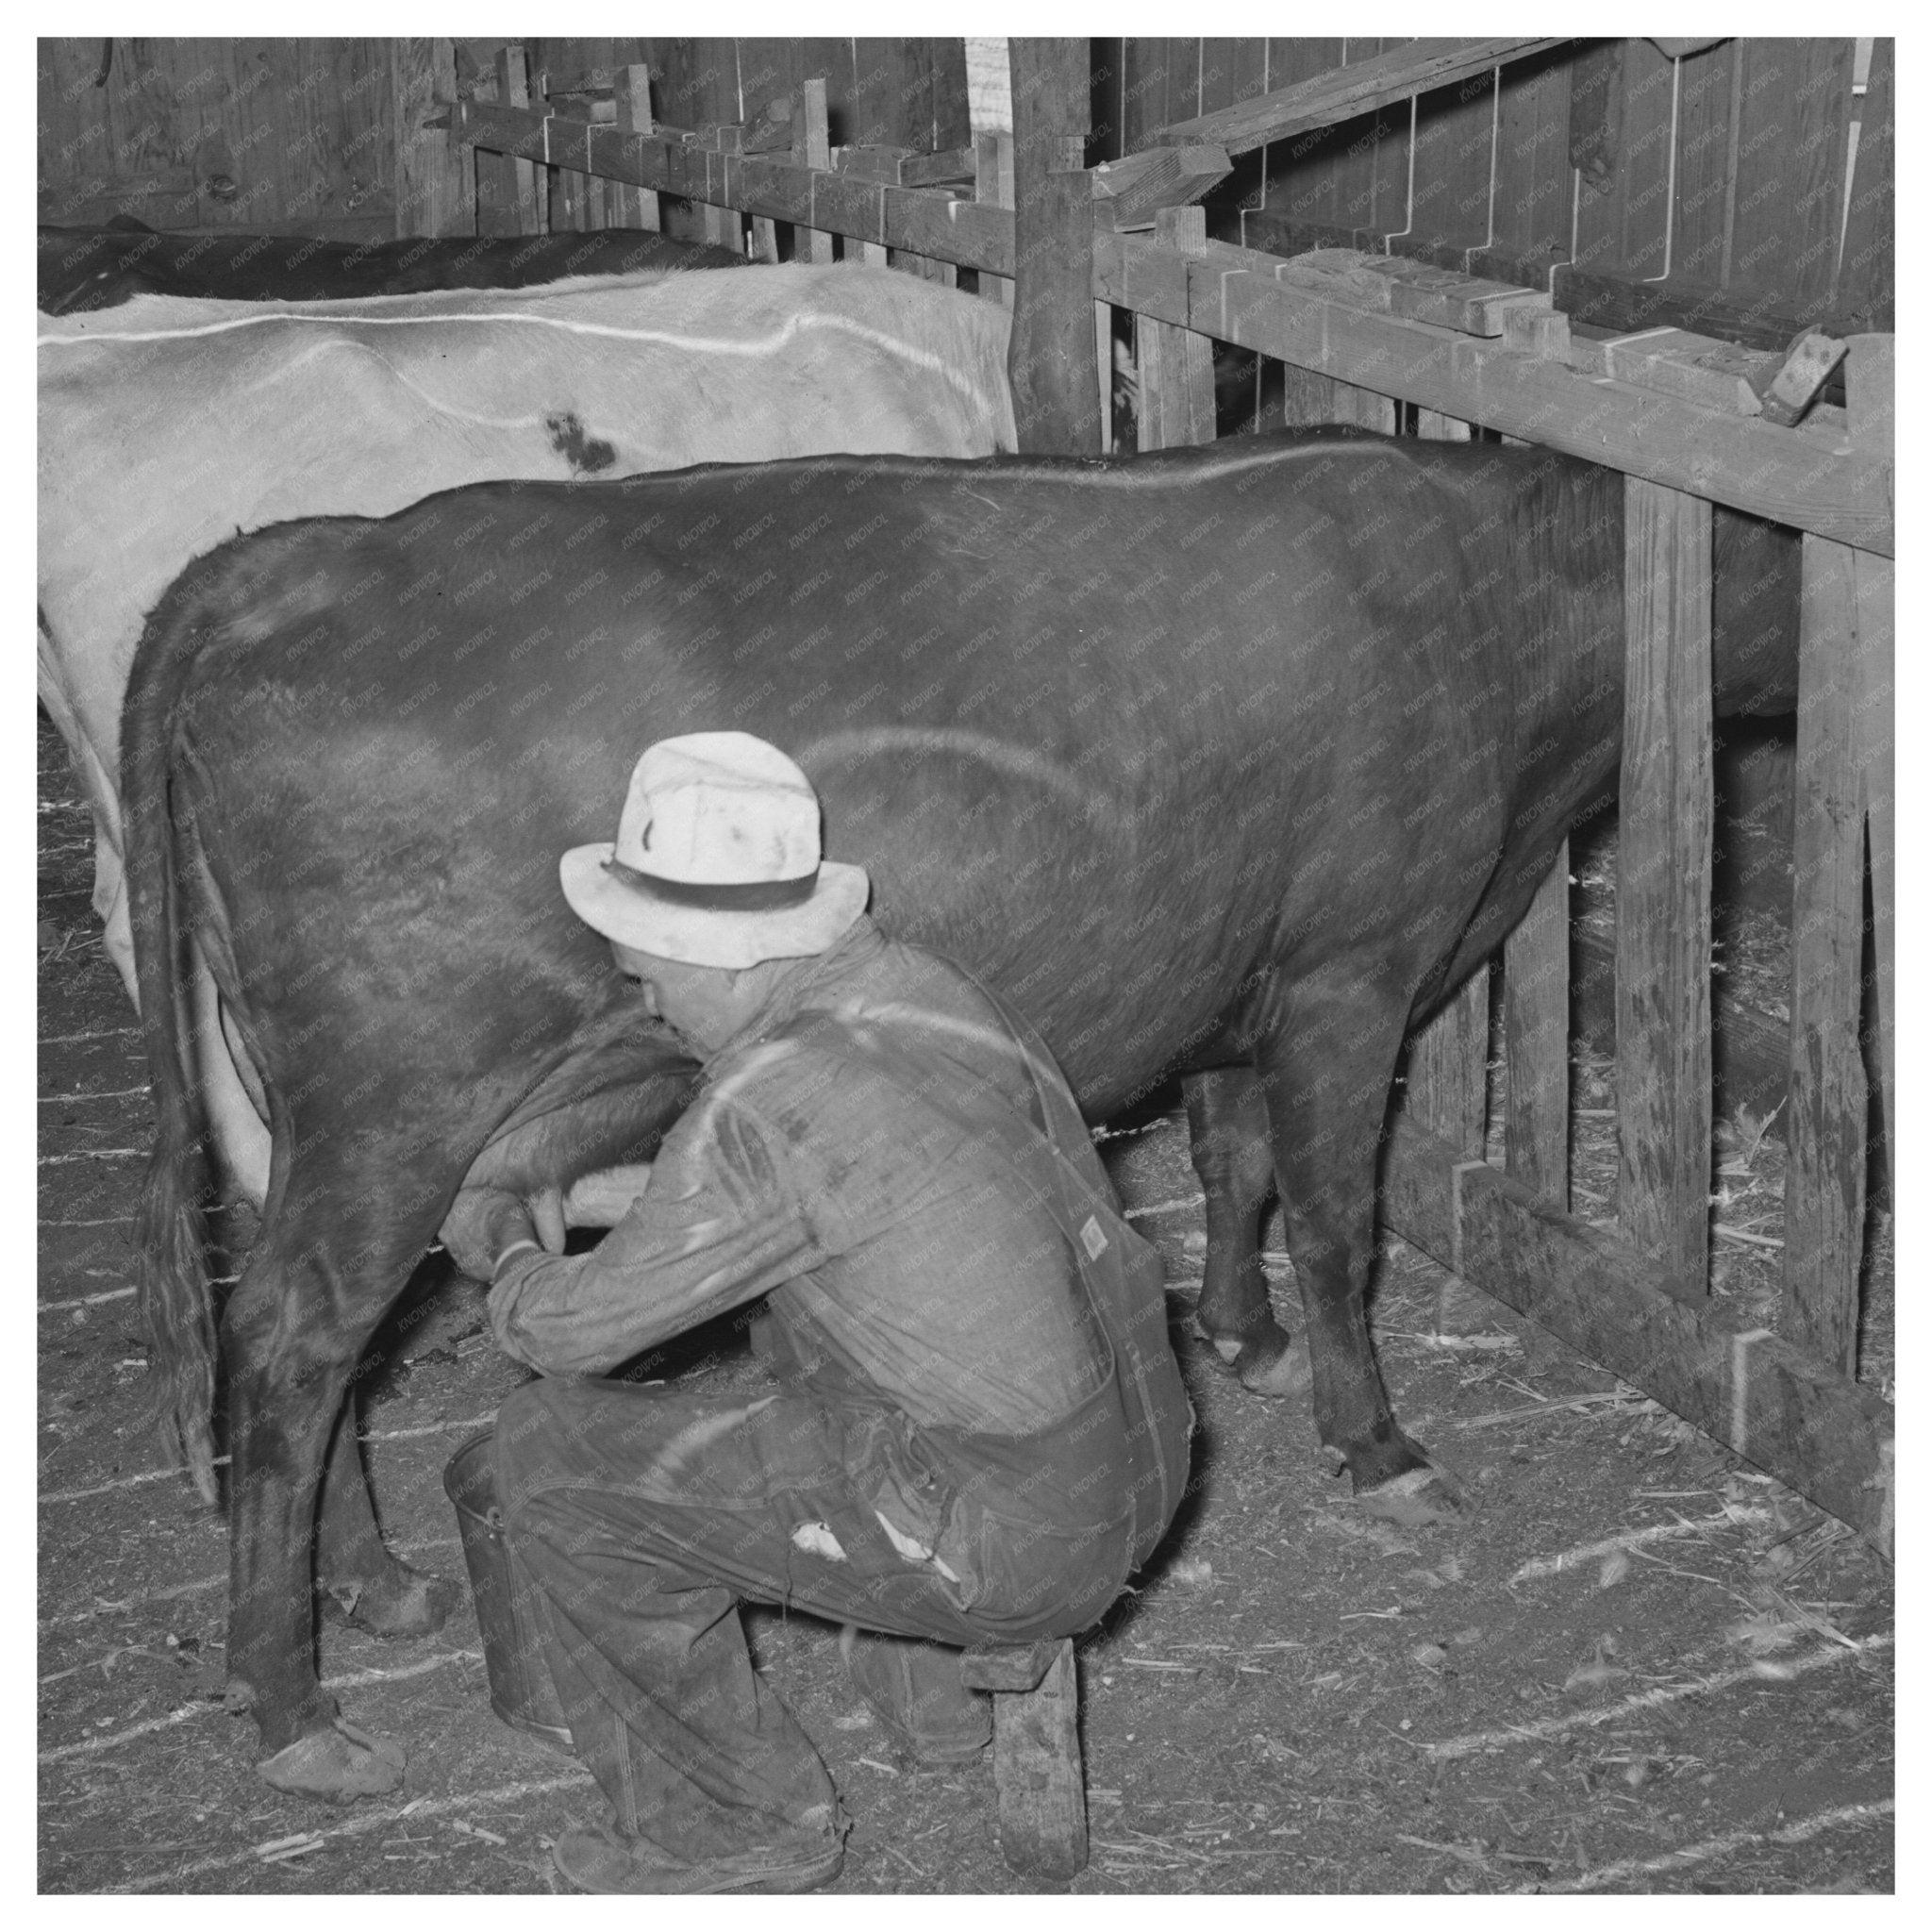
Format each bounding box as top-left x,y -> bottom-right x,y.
40,262 -> 1015,1193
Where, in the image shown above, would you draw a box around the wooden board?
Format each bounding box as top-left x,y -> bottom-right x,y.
1781,537 -> 1871,1377
1670,39 -> 1742,288
1486,43 -> 1573,275
392,40 -> 469,239
1379,1117 -> 1892,1553
1007,39 -> 1101,457
1571,38 -> 1674,282
1406,59 -> 1497,259
1615,480 -> 1714,1297
989,1641 -> 1087,1880
1089,230 -> 1892,553
1141,37 -> 1562,157
1135,208 -> 1215,449
1504,847 -> 1570,1208
1838,39 -> 1893,330
1727,40 -> 1855,306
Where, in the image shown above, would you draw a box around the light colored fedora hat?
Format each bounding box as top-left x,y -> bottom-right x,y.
559,731 -> 869,968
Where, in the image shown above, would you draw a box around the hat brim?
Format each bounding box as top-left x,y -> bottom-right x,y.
559,844 -> 870,968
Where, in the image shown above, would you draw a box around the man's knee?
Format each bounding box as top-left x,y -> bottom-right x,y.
493,1376 -> 600,1509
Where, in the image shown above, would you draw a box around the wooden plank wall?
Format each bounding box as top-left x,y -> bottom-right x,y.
38,37 -> 396,236
1090,39 -> 1886,329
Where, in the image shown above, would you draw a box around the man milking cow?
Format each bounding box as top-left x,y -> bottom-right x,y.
438,732 -> 1192,1894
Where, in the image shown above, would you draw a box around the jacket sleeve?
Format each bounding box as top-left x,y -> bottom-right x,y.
487,1081 -> 829,1376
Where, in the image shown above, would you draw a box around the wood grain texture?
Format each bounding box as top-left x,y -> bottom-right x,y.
989,1641 -> 1087,1879
1782,536 -> 1871,1375
1670,39 -> 1741,287
1007,38 -> 1100,457
1488,43 -> 1573,269
1571,36 -> 1673,280
391,39 -> 469,239
1135,209 -> 1214,449
1381,1116 -> 1892,1552
1504,846 -> 1570,1208
1407,59 -> 1497,257
1727,40 -> 1855,303
1615,479 -> 1713,1298
1837,38 -> 1892,328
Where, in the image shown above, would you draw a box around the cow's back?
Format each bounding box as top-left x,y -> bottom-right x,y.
140,434 -> 1644,1116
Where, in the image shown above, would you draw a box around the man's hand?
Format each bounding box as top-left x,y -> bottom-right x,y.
439,1187 -> 540,1281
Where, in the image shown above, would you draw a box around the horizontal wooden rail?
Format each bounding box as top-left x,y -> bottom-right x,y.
1381,1117 -> 1893,1552
455,97 -> 1014,275
1093,231 -> 1892,555
1137,38 -> 1567,156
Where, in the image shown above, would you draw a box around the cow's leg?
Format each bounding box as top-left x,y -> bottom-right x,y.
221,1216 -> 431,1798
1182,1069 -> 1308,1397
1256,967 -> 1465,1522
315,1403 -> 461,1638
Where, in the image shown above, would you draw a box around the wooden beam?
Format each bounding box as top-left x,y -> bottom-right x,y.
1616,480 -> 1714,1297
1090,143 -> 1233,227
791,76 -> 835,263
454,98 -> 1016,276
1504,849 -> 1570,1208
1134,208 -> 1214,449
1138,39 -> 1566,157
1090,230 -> 1892,554
1783,537 -> 1871,1376
392,40 -> 470,238
1007,39 -> 1100,456
1379,1117 -> 1892,1551
974,130 -> 1015,305
610,64 -> 659,234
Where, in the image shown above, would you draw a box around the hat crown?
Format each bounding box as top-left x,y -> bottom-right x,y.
613,731 -> 822,887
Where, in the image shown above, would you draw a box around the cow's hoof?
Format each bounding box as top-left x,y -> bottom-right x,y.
1234,1332 -> 1312,1399
258,1716 -> 407,1800
1353,1463 -> 1469,1527
325,1568 -> 461,1639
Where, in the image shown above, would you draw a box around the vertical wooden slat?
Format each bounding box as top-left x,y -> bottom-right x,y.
932,36 -> 972,151
1783,536 -> 1871,1373
1571,37 -> 1674,280
1405,408 -> 1489,1159
795,35 -> 857,146
1670,39 -> 1738,286
1119,39 -> 1173,154
1136,208 -> 1215,450
1007,37 -> 1101,458
612,63 -> 660,234
792,75 -> 836,263
1616,480 -> 1714,1298
1848,336 -> 1894,1198
1367,40 -> 1415,238
1725,40 -> 1855,302
391,39 -> 469,238
1837,38 -> 1893,328
1504,845 -> 1571,1208
1407,63 -> 1497,259
974,129 -> 1015,304
1485,44 -> 1571,275
737,38 -> 791,263
1280,367 -> 1395,433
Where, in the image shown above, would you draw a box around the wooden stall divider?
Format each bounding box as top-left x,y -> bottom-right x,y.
1615,481 -> 1715,1298
1134,207 -> 1214,449
1403,407 -> 1489,1160
392,39 -> 471,239
610,65 -> 660,232
1007,39 -> 1101,458
792,78 -> 836,262
975,131 -> 1015,304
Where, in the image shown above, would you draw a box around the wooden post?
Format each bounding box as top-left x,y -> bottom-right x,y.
1134,207 -> 1214,449
1504,849 -> 1571,1208
1849,336 -> 1894,1202
974,130 -> 1015,304
1007,38 -> 1100,457
792,77 -> 836,263
1782,535 -> 1873,1374
1404,408 -> 1491,1159
391,39 -> 471,238
1616,479 -> 1714,1297
1280,364 -> 1396,432
612,65 -> 661,232
495,45 -> 540,235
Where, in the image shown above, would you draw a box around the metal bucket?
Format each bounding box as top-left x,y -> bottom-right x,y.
443,1431 -> 575,1751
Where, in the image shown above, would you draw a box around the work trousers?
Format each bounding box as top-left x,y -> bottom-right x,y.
492,1370 -> 1134,1860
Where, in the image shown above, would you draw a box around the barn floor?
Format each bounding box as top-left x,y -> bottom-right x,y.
38,709 -> 1893,1895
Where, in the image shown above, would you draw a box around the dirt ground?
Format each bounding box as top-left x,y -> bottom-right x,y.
38,708 -> 1894,1894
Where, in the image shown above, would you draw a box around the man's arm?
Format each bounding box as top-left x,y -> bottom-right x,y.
486,1089 -> 827,1376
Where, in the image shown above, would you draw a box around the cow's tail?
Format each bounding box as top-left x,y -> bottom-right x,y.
123,570 -> 234,1508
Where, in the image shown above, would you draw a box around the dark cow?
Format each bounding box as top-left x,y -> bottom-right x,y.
124,430 -> 1797,1795
36,220 -> 743,314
